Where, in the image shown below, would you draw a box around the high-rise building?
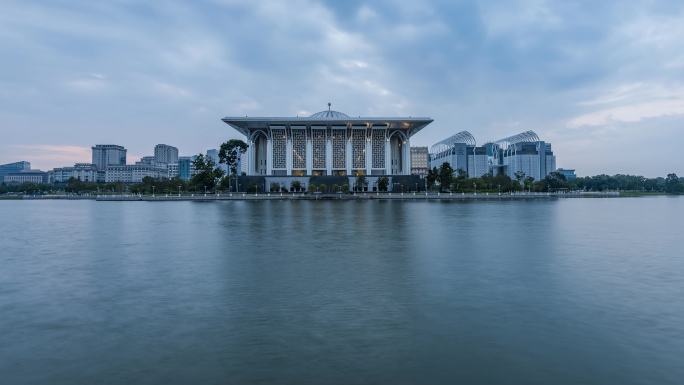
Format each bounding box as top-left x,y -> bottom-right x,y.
0,161 -> 31,182
154,144 -> 179,164
410,147 -> 429,177
92,145 -> 126,171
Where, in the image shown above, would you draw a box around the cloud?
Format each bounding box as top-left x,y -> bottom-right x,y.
7,145 -> 91,169
0,0 -> 683,176
568,83 -> 684,127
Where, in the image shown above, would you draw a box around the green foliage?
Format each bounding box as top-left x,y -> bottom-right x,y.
318,183 -> 327,193
218,139 -> 248,176
190,153 -> 224,191
342,183 -> 349,193
355,175 -> 367,191
270,182 -> 280,192
291,180 -> 302,192
438,163 -> 454,191
665,173 -> 683,193
426,167 -> 438,190
377,176 -> 389,192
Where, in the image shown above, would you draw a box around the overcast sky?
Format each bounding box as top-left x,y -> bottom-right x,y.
1,0 -> 683,176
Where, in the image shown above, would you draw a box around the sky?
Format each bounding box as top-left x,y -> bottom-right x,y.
1,0 -> 683,177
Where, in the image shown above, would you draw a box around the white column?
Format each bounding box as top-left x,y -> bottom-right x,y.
365,136 -> 372,175
346,137 -> 352,175
325,132 -> 332,176
385,138 -> 391,175
248,141 -> 254,176
266,136 -> 272,176
306,135 -> 312,175
403,138 -> 411,175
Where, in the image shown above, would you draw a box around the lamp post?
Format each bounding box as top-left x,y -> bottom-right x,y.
473,183 -> 477,195
178,185 -> 181,197
152,185 -> 155,198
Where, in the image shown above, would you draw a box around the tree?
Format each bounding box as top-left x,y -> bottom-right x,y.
377,176 -> 389,192
218,139 -> 248,192
456,168 -> 468,180
426,167 -> 438,191
191,153 -> 224,191
665,173 -> 683,194
514,171 -> 526,187
218,139 -> 248,176
523,176 -> 535,191
291,180 -> 302,192
270,182 -> 280,192
355,175 -> 367,191
438,162 -> 454,192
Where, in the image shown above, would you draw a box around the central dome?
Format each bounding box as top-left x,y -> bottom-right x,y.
309,110 -> 350,120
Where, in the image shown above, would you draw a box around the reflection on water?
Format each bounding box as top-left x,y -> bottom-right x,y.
1,197 -> 683,385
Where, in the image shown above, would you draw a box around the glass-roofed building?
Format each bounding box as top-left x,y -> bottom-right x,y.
222,105 -> 433,177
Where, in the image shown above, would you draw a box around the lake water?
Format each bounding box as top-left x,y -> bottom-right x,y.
1,197 -> 683,385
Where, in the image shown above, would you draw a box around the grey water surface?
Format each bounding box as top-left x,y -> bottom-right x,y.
1,197 -> 683,385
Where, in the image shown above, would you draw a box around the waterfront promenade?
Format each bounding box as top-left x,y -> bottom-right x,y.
11,191 -> 620,201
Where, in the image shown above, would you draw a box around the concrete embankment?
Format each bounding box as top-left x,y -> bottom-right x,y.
81,191 -> 619,201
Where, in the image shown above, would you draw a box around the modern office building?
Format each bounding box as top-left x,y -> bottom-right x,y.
206,149 -> 228,174
154,144 -> 179,164
556,168 -> 576,181
429,131 -> 490,177
0,161 -> 31,182
4,170 -> 48,184
178,156 -> 197,181
104,164 -> 168,183
222,106 -> 432,177
491,131 -> 556,181
430,130 -> 557,181
167,163 -> 179,179
410,147 -> 429,177
50,163 -> 100,183
92,145 -> 126,171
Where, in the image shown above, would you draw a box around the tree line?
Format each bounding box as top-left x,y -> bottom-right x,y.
425,163 -> 684,193
3,155 -> 683,195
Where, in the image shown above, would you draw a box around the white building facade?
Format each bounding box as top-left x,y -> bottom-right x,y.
50,163 -> 99,183
105,164 -> 169,183
222,108 -> 432,177
92,145 -> 126,171
154,144 -> 179,164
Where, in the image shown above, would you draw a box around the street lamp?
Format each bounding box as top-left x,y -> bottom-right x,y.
178,185 -> 181,197
152,185 -> 155,197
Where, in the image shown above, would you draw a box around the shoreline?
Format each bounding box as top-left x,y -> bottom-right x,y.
5,191 -> 622,201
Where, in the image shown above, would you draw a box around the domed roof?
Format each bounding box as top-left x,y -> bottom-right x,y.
309,110 -> 350,120
309,103 -> 349,119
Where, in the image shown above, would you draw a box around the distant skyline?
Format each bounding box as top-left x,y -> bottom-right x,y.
1,0 -> 683,177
